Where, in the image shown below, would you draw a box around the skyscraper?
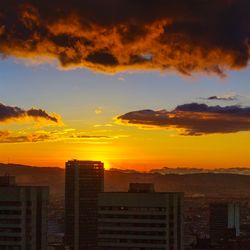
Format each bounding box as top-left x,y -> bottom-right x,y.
209,202 -> 240,244
98,183 -> 184,250
0,175 -> 49,250
65,160 -> 104,250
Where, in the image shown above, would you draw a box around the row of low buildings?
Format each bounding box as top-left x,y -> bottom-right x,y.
0,160 -> 242,250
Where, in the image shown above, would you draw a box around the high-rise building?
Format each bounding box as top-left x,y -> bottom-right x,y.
0,175 -> 49,250
98,183 -> 184,250
65,160 -> 104,250
209,202 -> 240,244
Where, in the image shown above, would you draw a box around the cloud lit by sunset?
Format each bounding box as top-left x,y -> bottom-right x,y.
0,103 -> 60,124
117,103 -> 250,135
0,0 -> 250,75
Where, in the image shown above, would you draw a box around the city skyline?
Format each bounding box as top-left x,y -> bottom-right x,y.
1,1 -> 250,170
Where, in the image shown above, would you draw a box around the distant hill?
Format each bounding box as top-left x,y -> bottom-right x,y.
105,170 -> 250,198
0,163 -> 64,196
148,166 -> 250,175
1,163 -> 250,198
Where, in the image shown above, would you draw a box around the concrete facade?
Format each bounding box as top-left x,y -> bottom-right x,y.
0,176 -> 49,250
209,203 -> 240,244
98,183 -> 184,250
65,160 -> 104,250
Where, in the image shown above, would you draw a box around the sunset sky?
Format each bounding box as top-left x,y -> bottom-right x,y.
1,0 -> 250,170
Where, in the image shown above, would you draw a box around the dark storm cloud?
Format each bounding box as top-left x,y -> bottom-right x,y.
0,0 -> 250,74
0,103 -> 59,123
117,103 -> 250,135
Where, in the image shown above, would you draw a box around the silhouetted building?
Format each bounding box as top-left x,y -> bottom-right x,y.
98,183 -> 184,250
48,244 -> 65,250
65,160 -> 104,250
0,175 -> 49,250
221,236 -> 250,250
191,237 -> 211,250
209,203 -> 240,244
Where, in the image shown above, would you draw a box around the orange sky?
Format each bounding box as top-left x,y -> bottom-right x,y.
1,1 -> 250,170
1,123 -> 250,170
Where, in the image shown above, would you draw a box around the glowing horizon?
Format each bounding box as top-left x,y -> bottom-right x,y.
1,59 -> 250,170
1,1 -> 250,170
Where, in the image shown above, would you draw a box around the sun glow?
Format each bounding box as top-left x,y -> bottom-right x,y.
81,150 -> 113,170
103,160 -> 111,170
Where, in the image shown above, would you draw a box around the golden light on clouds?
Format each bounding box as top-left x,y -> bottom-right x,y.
1,1 -> 250,170
0,1 -> 250,75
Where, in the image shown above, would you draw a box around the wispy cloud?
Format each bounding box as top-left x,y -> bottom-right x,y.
71,135 -> 112,140
0,129 -> 124,144
94,124 -> 113,128
203,95 -> 238,101
95,107 -> 103,115
118,77 -> 125,81
0,131 -> 53,143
